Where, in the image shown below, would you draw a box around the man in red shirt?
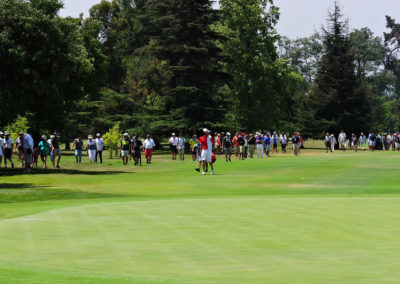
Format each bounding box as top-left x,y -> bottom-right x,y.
232,132 -> 240,159
198,129 -> 215,175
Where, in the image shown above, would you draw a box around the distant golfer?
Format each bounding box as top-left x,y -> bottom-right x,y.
121,133 -> 131,165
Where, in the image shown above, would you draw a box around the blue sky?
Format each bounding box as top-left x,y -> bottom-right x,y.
59,0 -> 399,39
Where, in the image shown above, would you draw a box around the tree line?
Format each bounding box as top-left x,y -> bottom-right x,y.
1,0 -> 399,140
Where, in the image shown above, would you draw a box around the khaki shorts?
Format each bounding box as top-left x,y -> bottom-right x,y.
121,150 -> 130,157
234,145 -> 240,154
239,145 -> 245,154
53,148 -> 61,157
24,149 -> 33,164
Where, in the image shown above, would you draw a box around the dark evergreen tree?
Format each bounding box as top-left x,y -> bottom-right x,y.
144,0 -> 228,132
308,2 -> 371,136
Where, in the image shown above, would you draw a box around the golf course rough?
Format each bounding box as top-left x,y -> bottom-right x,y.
1,151 -> 400,283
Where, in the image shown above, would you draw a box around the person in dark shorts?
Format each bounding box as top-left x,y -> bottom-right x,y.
223,132 -> 233,162
38,135 -> 50,168
3,132 -> 14,168
169,133 -> 178,160
50,131 -> 61,169
132,136 -> 143,166
121,133 -> 131,165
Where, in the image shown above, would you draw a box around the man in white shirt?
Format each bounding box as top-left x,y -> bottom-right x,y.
95,133 -> 105,163
338,130 -> 346,151
23,129 -> 34,173
169,133 -> 178,160
177,133 -> 186,161
3,132 -> 14,168
143,134 -> 156,164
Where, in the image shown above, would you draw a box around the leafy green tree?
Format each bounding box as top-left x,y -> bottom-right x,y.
308,3 -> 372,136
144,0 -> 228,132
5,116 -> 29,145
103,123 -> 123,158
0,0 -> 95,130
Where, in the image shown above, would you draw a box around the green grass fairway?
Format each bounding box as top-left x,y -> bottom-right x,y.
1,150 -> 400,283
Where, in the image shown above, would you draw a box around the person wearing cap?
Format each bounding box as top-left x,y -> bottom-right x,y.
292,132 -> 300,156
0,131 -> 3,167
3,132 -> 14,168
256,132 -> 264,158
190,135 -> 198,161
23,129 -> 34,173
330,134 -> 336,152
73,135 -> 84,163
38,135 -> 51,168
131,135 -> 143,166
198,128 -> 215,175
95,133 -> 105,163
359,132 -> 366,151
15,132 -> 25,167
222,132 -> 233,162
50,131 -> 62,169
263,133 -> 272,157
86,135 -> 97,162
143,134 -> 155,164
169,133 -> 178,160
338,130 -> 347,151
120,133 -> 131,165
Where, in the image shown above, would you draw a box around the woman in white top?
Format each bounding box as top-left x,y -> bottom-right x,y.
86,135 -> 97,162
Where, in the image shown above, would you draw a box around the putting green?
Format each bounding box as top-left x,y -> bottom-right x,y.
1,197 -> 400,283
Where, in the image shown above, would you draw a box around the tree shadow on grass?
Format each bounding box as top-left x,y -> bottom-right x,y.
0,183 -> 123,203
0,168 -> 129,177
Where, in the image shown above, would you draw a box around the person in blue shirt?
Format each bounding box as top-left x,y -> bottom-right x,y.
264,134 -> 271,157
256,133 -> 264,158
272,132 -> 279,153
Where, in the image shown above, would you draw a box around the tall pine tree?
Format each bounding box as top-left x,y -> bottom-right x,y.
308,2 -> 371,136
144,0 -> 227,132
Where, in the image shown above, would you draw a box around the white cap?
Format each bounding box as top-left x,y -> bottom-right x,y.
0,131 -> 3,135
96,133 -> 100,137
207,130 -> 211,133
226,132 -> 231,136
124,133 -> 129,136
203,128 -> 208,132
172,133 -> 176,136
88,135 -> 93,139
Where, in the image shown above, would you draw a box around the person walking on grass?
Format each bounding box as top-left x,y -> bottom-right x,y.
121,133 -> 131,165
325,133 -> 331,153
368,131 -> 376,151
3,132 -> 14,168
223,132 -> 233,162
0,131 -> 3,167
247,133 -> 256,158
87,135 -> 97,163
38,135 -> 50,169
190,135 -> 198,161
216,133 -> 222,155
338,130 -> 347,151
351,134 -> 358,152
143,134 -> 155,164
330,134 -> 336,152
256,132 -> 264,158
132,136 -> 143,166
23,129 -> 34,174
169,133 -> 178,160
292,132 -> 300,156
198,129 -> 215,175
279,132 -> 288,153
232,132 -> 240,159
95,133 -> 105,163
359,133 -> 367,151
51,131 -> 62,169
15,132 -> 24,167
237,133 -> 245,160
264,133 -> 271,157
272,132 -> 279,153
73,135 -> 83,163
177,133 -> 185,161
